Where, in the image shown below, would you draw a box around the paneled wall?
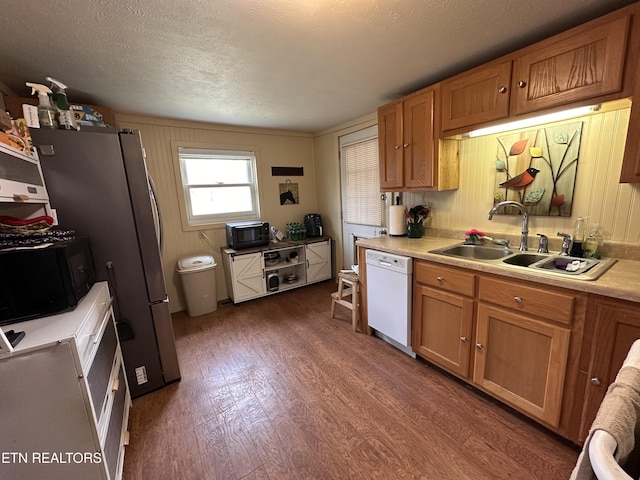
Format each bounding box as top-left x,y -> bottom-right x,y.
117,114 -> 315,312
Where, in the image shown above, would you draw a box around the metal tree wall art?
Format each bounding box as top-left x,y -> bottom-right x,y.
493,121 -> 583,216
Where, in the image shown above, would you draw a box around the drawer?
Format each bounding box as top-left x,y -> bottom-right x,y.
415,261 -> 475,297
87,315 -> 118,424
104,362 -> 130,480
478,276 -> 575,325
76,285 -> 113,371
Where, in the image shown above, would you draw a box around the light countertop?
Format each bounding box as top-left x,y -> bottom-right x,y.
356,235 -> 640,304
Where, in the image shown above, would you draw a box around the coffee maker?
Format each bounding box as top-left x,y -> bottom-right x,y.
304,214 -> 323,237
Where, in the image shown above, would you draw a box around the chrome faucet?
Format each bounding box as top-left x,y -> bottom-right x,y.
536,234 -> 549,253
487,201 -> 529,251
557,232 -> 572,255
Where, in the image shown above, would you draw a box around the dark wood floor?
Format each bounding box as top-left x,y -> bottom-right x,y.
123,280 -> 579,479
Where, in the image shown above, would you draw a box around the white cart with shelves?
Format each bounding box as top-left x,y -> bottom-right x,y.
223,238 -> 332,303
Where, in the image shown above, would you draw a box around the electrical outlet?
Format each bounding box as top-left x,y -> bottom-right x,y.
135,366 -> 148,385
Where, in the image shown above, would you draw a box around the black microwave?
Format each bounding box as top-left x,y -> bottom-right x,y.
0,236 -> 96,326
226,221 -> 270,249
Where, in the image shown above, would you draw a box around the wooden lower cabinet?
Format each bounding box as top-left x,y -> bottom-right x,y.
412,259 -> 590,442
578,297 -> 640,441
413,285 -> 473,377
474,303 -> 570,427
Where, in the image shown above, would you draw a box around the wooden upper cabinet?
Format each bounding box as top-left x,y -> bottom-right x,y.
378,88 -> 435,190
378,85 -> 458,192
511,16 -> 629,116
402,89 -> 436,188
621,47 -> 640,183
378,102 -> 404,189
441,61 -> 512,132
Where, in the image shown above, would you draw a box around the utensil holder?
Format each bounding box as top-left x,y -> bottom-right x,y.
407,222 -> 424,238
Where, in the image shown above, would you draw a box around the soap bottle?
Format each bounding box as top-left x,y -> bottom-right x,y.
46,77 -> 78,130
570,216 -> 586,257
584,223 -> 603,259
26,82 -> 57,128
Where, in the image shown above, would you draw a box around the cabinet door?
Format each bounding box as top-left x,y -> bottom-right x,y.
306,241 -> 331,283
412,285 -> 473,377
378,102 -> 404,189
403,89 -> 436,188
231,252 -> 265,302
512,16 -> 629,116
580,299 -> 640,440
441,60 -> 512,132
620,51 -> 640,183
474,303 -> 570,427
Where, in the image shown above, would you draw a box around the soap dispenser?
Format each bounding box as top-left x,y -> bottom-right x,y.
570,216 -> 586,257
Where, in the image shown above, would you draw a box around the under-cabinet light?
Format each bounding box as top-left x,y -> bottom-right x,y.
466,105 -> 599,138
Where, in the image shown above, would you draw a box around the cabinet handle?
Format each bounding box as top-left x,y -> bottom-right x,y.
403,143 -> 409,148
513,296 -> 522,303
517,81 -> 527,88
476,343 -> 483,349
394,145 -> 401,149
112,377 -> 120,392
498,86 -> 507,93
460,336 -> 467,342
436,276 -> 444,283
591,377 -> 601,386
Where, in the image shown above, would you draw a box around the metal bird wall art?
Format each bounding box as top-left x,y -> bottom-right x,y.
493,121 -> 583,216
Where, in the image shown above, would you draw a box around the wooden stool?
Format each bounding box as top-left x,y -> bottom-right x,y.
331,272 -> 359,331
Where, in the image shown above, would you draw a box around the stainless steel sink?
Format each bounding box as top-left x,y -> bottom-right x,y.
434,244 -> 512,260
502,253 -> 548,267
429,242 -> 617,281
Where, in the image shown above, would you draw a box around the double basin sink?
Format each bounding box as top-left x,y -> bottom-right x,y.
429,243 -> 617,281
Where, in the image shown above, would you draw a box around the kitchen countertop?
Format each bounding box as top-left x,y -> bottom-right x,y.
356,235 -> 640,304
223,236 -> 330,255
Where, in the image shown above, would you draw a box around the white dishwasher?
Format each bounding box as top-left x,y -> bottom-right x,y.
365,249 -> 414,357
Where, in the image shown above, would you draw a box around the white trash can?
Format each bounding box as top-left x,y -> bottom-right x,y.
176,254 -> 217,317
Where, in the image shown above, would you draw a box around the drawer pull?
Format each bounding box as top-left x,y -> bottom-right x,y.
394,145 -> 401,149
460,336 -> 467,342
513,296 -> 523,303
436,276 -> 444,283
591,377 -> 601,386
403,143 -> 409,148
517,80 -> 527,88
112,377 -> 120,392
476,343 -> 483,349
498,86 -> 507,93
91,300 -> 114,344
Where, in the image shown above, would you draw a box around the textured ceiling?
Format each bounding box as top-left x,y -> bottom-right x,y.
0,0 -> 637,132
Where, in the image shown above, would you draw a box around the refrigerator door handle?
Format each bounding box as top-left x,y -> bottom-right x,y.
150,296 -> 170,305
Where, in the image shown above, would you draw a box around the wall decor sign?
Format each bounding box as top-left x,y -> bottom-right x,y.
493,121 -> 583,216
272,166 -> 303,176
279,180 -> 299,205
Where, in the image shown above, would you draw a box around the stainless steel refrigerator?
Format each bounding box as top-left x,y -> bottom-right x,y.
31,127 -> 180,398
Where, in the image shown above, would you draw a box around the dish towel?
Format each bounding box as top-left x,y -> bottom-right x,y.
570,365 -> 640,480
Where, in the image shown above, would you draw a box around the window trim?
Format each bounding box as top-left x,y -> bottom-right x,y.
172,140 -> 262,231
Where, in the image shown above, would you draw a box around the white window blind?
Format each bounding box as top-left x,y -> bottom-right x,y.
342,136 -> 381,226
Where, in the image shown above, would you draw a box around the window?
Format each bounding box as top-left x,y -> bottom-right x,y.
339,125 -> 384,268
177,146 -> 260,226
340,127 -> 381,226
